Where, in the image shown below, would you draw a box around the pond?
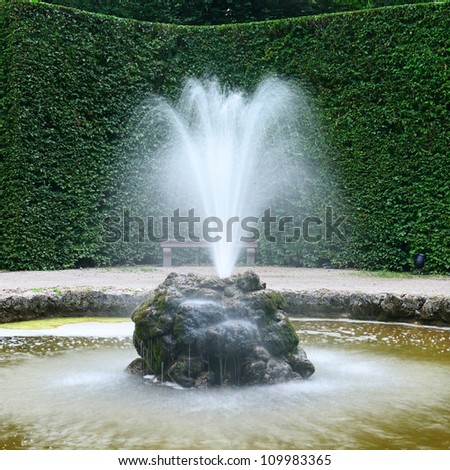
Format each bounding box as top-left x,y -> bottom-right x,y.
0,319 -> 449,450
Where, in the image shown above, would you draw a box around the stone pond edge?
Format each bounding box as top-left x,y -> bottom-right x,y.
0,288 -> 449,326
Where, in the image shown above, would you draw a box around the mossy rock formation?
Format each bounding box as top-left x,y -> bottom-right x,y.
130,271 -> 314,387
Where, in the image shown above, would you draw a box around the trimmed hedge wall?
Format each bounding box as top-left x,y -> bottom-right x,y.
1,1 -> 449,272
40,0 -> 430,25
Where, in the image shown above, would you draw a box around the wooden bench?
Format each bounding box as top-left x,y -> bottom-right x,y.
160,240 -> 259,267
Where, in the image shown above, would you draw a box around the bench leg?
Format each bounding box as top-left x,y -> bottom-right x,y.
246,247 -> 256,266
163,247 -> 172,267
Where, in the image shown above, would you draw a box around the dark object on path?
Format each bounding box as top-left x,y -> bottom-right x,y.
414,253 -> 426,273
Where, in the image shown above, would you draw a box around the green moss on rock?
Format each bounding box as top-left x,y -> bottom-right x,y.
251,291 -> 288,319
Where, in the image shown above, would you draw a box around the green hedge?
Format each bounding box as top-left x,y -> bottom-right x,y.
1,1 -> 449,272
40,0 -> 430,25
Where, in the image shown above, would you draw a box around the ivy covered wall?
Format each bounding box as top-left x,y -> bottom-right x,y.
1,1 -> 449,272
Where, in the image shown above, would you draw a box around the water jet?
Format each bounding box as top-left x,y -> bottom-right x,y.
155,77 -> 302,278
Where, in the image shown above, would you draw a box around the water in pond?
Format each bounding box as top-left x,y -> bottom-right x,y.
0,320 -> 449,450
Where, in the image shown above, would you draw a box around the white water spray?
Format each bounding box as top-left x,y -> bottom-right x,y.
156,77 -> 301,277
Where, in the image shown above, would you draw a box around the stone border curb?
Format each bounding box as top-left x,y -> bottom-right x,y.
0,288 -> 449,325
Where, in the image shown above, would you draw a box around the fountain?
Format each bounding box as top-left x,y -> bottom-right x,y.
129,78 -> 315,387
1,79 -> 448,449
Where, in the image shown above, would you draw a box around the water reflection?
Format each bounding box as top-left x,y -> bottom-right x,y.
295,319 -> 450,358
0,320 -> 449,450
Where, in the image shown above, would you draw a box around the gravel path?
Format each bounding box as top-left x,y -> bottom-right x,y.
0,265 -> 448,297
